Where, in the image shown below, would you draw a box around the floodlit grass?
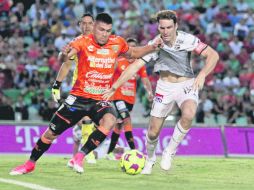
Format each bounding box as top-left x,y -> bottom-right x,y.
0,155 -> 254,190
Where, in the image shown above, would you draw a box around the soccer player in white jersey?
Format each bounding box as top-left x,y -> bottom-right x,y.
103,10 -> 219,174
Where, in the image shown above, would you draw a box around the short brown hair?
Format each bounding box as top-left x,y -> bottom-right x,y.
156,10 -> 177,24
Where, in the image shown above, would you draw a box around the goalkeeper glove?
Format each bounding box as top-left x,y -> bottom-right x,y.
52,81 -> 62,103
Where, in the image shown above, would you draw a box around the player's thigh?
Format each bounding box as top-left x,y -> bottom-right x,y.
49,103 -> 84,135
89,101 -> 117,128
180,99 -> 198,121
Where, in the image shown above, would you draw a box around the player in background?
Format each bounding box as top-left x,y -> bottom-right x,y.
103,10 -> 219,174
52,13 -> 97,165
9,12 -> 162,175
106,38 -> 153,160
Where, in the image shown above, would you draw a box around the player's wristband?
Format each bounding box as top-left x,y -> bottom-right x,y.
52,81 -> 62,89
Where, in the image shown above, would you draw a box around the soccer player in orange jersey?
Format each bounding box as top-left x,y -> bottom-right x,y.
10,12 -> 161,175
106,38 -> 153,160
52,13 -> 97,166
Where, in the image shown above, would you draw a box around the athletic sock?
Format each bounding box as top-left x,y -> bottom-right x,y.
125,131 -> 135,149
80,126 -> 109,155
107,128 -> 120,154
165,121 -> 189,155
145,133 -> 158,159
30,138 -> 51,162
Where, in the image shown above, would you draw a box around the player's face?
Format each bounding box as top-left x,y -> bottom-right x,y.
79,16 -> 94,35
158,19 -> 177,44
93,21 -> 112,45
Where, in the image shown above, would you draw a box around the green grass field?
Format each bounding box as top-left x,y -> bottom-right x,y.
0,155 -> 253,190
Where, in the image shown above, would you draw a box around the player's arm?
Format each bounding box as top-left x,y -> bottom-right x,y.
102,59 -> 146,100
125,38 -> 162,59
141,77 -> 153,102
193,46 -> 219,91
52,52 -> 74,103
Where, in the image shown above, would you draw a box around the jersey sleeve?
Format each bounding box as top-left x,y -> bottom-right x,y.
69,36 -> 84,52
118,36 -> 129,54
137,65 -> 148,78
141,39 -> 159,63
185,34 -> 208,54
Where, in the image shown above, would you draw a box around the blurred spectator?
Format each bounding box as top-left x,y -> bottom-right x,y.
14,96 -> 29,120
0,93 -> 14,120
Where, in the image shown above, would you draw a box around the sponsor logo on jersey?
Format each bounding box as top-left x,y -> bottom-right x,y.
85,70 -> 113,80
87,45 -> 94,52
97,48 -> 110,55
88,56 -> 115,68
112,45 -> 119,53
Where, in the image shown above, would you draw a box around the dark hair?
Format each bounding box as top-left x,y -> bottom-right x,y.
126,38 -> 138,44
78,13 -> 94,24
95,12 -> 113,24
81,13 -> 94,21
156,10 -> 177,24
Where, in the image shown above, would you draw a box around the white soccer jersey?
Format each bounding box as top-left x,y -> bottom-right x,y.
142,31 -> 207,78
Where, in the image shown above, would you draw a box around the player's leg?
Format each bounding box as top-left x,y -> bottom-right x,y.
106,100 -> 133,159
141,82 -> 175,175
72,101 -> 117,173
141,116 -> 165,175
67,123 -> 82,168
106,123 -> 121,160
123,117 -> 135,149
10,102 -> 84,175
81,116 -> 96,164
161,79 -> 198,171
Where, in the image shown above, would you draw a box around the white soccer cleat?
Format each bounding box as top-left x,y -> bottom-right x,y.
141,156 -> 156,175
160,150 -> 174,171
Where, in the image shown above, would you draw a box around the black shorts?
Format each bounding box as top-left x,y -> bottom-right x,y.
113,100 -> 133,120
49,95 -> 117,135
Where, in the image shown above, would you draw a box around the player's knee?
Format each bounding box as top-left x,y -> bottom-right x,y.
42,129 -> 58,143
147,129 -> 159,141
100,113 -> 117,128
181,109 -> 196,122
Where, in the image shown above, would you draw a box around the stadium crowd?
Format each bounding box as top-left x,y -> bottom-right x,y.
0,0 -> 254,125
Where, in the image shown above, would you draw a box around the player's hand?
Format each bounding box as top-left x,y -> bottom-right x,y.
147,91 -> 154,102
193,71 -> 206,91
152,37 -> 164,50
52,81 -> 62,103
102,87 -> 116,101
61,44 -> 71,55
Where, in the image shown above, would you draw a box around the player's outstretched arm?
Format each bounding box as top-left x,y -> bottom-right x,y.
102,59 -> 146,101
193,46 -> 219,91
127,37 -> 163,59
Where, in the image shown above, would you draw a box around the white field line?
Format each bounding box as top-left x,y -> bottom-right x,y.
0,178 -> 59,190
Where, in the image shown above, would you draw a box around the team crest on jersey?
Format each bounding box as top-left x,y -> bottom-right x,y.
88,45 -> 94,52
112,45 -> 119,53
174,44 -> 180,50
121,65 -> 126,70
97,48 -> 109,55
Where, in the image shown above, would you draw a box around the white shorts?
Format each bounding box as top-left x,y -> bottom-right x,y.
72,124 -> 82,142
150,78 -> 199,118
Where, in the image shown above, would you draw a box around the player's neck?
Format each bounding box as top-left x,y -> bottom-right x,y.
166,35 -> 176,47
